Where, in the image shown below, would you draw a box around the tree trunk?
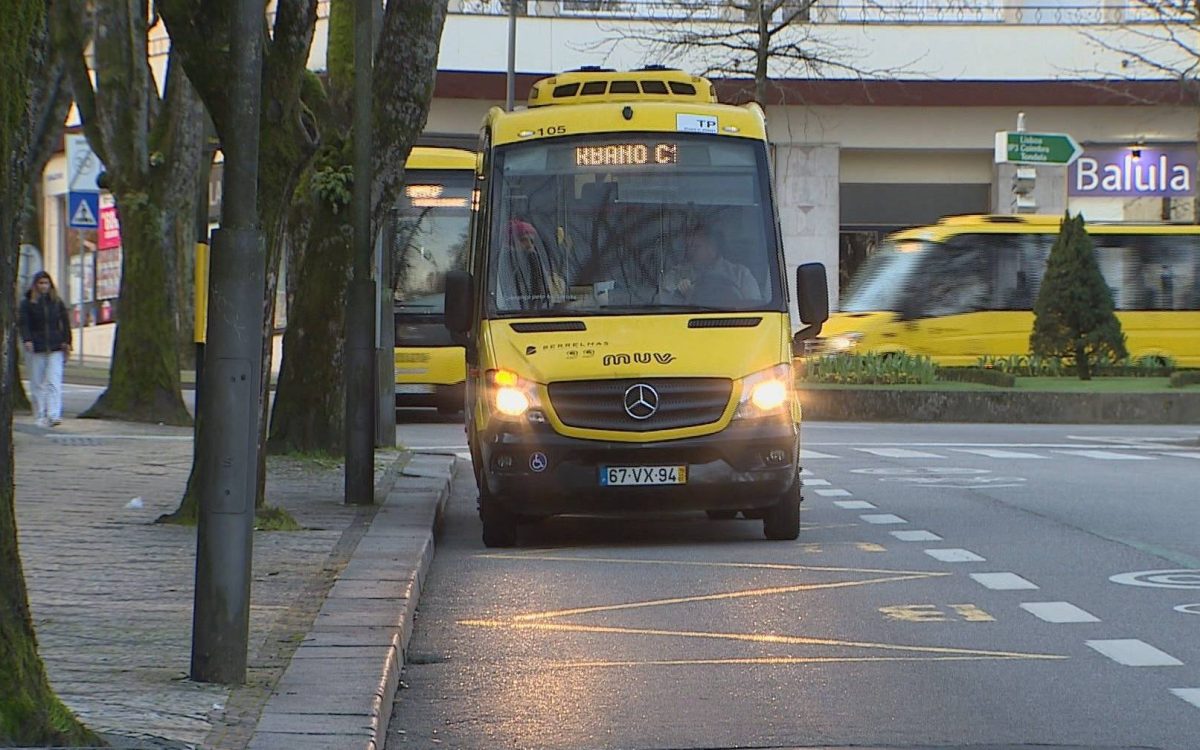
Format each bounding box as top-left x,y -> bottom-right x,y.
1074,339 -> 1091,380
269,199 -> 352,454
82,195 -> 191,424
0,2 -> 100,743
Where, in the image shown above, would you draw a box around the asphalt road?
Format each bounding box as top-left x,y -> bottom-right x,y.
386,419 -> 1200,750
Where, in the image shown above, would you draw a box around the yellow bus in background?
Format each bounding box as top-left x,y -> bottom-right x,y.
443,67 -> 829,546
815,214 -> 1200,367
393,146 -> 476,416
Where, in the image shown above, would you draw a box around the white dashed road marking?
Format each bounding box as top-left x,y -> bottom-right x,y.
891,530 -> 943,542
1162,452 -> 1200,459
1054,450 -> 1155,461
833,500 -> 876,509
799,449 -> 839,460
803,478 -> 831,486
1086,639 -> 1183,667
1020,602 -> 1101,623
951,448 -> 1048,459
854,448 -> 947,459
860,514 -> 907,525
1171,688 -> 1200,710
970,572 -> 1039,590
814,489 -> 853,497
925,548 -> 986,563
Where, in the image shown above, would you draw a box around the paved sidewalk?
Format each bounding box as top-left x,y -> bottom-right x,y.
13,409 -> 453,750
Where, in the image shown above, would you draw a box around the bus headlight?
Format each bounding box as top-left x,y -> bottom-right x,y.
734,364 -> 792,419
827,332 -> 863,353
488,370 -> 541,418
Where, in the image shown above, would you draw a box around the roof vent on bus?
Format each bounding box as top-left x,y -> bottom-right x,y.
528,68 -> 718,107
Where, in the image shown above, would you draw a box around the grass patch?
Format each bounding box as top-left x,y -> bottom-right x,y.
276,451 -> 343,470
255,505 -> 303,531
798,377 -> 1184,393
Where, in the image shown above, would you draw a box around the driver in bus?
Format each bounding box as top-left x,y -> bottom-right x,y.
499,219 -> 563,309
666,227 -> 761,305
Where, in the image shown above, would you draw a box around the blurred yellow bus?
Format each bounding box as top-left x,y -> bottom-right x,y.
815,214 -> 1200,367
393,146 -> 476,415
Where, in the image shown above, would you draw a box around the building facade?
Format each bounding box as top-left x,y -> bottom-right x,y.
38,0 -> 1200,357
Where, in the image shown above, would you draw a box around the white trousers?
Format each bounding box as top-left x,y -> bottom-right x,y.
28,350 -> 65,421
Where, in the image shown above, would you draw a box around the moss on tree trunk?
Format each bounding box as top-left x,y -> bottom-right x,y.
81,195 -> 191,424
269,200 -> 352,454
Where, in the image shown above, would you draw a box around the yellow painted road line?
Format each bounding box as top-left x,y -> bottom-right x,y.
477,553 -> 936,578
551,655 -> 1048,668
459,619 -> 1066,661
501,572 -> 948,622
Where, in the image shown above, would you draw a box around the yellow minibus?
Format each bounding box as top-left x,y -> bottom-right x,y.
443,67 -> 829,546
393,146 -> 476,415
817,214 -> 1200,367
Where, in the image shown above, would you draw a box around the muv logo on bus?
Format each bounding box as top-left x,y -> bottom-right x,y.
603,352 -> 675,366
623,384 -> 659,420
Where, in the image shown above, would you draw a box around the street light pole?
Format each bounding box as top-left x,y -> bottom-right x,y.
506,0 -> 517,111
345,0 -> 376,504
191,0 -> 265,684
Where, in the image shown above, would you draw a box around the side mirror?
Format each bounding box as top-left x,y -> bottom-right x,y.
444,270 -> 473,335
793,263 -> 829,349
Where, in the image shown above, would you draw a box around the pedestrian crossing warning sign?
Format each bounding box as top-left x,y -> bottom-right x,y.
68,191 -> 99,229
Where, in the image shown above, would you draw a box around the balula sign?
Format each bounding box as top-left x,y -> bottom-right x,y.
1069,144 -> 1196,198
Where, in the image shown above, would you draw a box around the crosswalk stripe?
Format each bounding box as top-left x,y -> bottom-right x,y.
1172,688 -> 1200,710
1086,639 -> 1182,667
970,572 -> 1039,590
951,448 -> 1048,459
854,448 -> 946,459
802,478 -> 831,486
1054,450 -> 1155,460
1162,452 -> 1200,459
833,500 -> 876,509
860,514 -> 907,524
1020,602 -> 1100,623
925,548 -> 986,562
799,449 -> 839,459
891,530 -> 942,542
814,488 -> 852,497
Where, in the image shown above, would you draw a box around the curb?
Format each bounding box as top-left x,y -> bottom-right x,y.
245,453 -> 455,750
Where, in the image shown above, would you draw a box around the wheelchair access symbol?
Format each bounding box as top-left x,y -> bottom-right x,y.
529,452 -> 548,473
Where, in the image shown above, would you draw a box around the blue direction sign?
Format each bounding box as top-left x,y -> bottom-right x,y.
994,131 -> 1083,165
68,191 -> 100,229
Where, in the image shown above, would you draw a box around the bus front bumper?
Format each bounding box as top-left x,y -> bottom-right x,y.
478,417 -> 800,516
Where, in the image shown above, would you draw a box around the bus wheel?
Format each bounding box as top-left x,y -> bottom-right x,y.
763,484 -> 801,541
705,510 -> 738,520
479,484 -> 518,548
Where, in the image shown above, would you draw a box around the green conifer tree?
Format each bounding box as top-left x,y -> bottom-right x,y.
1030,213 -> 1127,380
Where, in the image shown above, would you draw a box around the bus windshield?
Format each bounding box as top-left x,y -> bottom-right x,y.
394,170 -> 473,315
839,240 -> 928,313
486,133 -> 784,316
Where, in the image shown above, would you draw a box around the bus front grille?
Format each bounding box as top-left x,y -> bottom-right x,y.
547,378 -> 732,432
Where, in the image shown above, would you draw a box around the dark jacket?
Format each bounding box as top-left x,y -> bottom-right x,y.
19,292 -> 72,353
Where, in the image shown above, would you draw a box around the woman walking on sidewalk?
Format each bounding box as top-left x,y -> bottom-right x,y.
19,271 -> 72,427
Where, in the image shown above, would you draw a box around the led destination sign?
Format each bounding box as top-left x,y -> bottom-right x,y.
575,143 -> 678,167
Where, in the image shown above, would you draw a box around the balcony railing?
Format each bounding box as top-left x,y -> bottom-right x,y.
449,1 -> 1192,25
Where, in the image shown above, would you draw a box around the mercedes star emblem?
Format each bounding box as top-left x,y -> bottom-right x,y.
623,383 -> 659,420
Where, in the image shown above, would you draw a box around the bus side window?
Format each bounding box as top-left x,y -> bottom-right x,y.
920,236 -> 997,317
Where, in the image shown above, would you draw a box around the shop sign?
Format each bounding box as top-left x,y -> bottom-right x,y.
1069,144 -> 1196,198
98,194 -> 121,250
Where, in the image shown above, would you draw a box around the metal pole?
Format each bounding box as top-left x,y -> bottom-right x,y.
506,0 -> 517,111
375,210 -> 396,447
191,0 -> 265,685
345,0 -> 376,504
